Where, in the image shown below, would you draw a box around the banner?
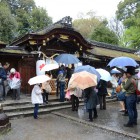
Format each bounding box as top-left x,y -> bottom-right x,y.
36,60 -> 45,76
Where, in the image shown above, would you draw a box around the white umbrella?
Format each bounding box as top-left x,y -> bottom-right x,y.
41,59 -> 59,71
28,75 -> 51,85
96,68 -> 111,82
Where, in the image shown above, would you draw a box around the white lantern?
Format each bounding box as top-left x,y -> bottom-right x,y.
36,60 -> 45,76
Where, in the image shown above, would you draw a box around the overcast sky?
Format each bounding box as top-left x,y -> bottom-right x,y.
34,0 -> 122,22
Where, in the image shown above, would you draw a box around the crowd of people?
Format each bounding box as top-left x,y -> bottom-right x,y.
0,62 -> 139,128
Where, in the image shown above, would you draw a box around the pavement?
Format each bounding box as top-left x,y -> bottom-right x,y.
0,100 -> 140,140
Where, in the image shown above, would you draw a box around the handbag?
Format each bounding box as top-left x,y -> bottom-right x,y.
116,85 -> 121,93
65,90 -> 71,100
132,79 -> 140,95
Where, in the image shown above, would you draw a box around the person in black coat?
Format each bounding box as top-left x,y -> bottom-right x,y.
96,79 -> 108,110
84,86 -> 98,122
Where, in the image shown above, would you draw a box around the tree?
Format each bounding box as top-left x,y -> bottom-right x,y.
0,2 -> 17,43
116,0 -> 140,48
73,11 -> 102,38
90,21 -> 119,45
3,0 -> 52,37
28,7 -> 52,32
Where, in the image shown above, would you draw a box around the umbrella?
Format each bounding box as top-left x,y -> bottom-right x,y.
68,71 -> 97,90
107,56 -> 139,68
41,59 -> 59,71
110,68 -> 121,74
28,75 -> 51,85
96,68 -> 111,82
54,53 -> 80,64
74,65 -> 101,81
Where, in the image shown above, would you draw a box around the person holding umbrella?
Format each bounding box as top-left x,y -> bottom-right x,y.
57,67 -> 66,102
31,83 -> 44,119
96,79 -> 108,110
84,86 -> 98,122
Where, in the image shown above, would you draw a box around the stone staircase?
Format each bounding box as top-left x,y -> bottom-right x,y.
1,95 -> 117,119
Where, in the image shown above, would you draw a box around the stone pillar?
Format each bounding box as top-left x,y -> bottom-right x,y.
0,104 -> 11,134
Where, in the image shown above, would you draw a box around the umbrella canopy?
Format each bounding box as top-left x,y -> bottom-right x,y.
41,59 -> 59,72
28,75 -> 51,85
68,71 -> 97,90
74,65 -> 101,81
96,68 -> 111,82
110,68 -> 121,74
107,56 -> 139,68
54,53 -> 80,64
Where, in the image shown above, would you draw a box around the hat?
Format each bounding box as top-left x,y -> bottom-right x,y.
125,67 -> 135,75
10,68 -> 16,73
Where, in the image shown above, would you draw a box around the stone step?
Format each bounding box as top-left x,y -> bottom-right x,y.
4,98 -> 117,119
3,101 -> 73,113
6,104 -> 77,119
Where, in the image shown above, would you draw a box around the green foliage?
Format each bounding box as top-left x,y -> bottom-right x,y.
0,2 -> 18,43
1,0 -> 52,39
73,11 -> 101,38
28,7 -> 52,32
116,0 -> 140,49
90,23 -> 119,45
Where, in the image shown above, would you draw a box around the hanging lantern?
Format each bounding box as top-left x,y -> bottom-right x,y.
36,60 -> 45,76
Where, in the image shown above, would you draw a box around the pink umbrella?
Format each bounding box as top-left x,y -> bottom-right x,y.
68,71 -> 97,90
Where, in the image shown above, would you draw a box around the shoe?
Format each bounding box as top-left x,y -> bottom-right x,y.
119,110 -> 125,112
133,122 -> 137,125
122,113 -> 128,116
124,123 -> 133,127
93,115 -> 98,119
43,102 -> 47,105
46,101 -> 48,104
86,119 -> 93,122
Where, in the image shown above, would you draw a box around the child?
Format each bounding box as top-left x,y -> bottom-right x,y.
31,83 -> 43,119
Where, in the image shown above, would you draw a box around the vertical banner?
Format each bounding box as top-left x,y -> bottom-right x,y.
36,60 -> 45,76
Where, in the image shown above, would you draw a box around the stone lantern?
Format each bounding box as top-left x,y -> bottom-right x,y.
0,104 -> 11,133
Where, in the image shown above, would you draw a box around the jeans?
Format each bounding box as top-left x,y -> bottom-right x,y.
43,90 -> 48,102
126,94 -> 137,124
34,104 -> 39,119
59,82 -> 65,102
111,88 -> 116,97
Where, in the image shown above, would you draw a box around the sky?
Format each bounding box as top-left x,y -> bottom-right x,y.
34,0 -> 122,22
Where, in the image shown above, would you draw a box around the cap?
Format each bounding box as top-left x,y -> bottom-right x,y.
10,68 -> 16,73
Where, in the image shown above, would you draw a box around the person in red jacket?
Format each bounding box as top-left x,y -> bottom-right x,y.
9,68 -> 21,100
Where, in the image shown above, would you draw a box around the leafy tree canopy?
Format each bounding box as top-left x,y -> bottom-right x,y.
0,2 -> 18,43
116,0 -> 140,49
90,21 -> 119,45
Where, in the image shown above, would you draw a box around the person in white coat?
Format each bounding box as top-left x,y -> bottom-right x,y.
31,84 -> 43,119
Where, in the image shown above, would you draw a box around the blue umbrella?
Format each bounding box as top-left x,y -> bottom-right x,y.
74,65 -> 101,81
54,54 -> 80,64
107,57 -> 139,68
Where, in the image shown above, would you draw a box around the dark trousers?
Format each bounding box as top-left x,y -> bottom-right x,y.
126,94 -> 137,124
56,81 -> 60,96
43,91 -> 48,102
59,82 -> 65,102
71,95 -> 79,111
88,108 -> 97,120
34,104 -> 39,119
1,80 -> 5,99
98,94 -> 106,109
12,88 -> 20,100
